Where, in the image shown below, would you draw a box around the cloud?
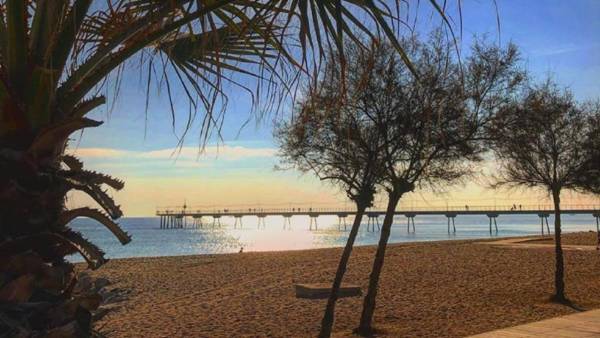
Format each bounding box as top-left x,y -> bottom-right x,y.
140,145 -> 277,161
66,147 -> 132,158
68,145 -> 277,161
532,42 -> 600,57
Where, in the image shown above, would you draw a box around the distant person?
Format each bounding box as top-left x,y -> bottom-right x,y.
465,205 -> 469,211
239,247 -> 244,253
519,204 -> 522,210
513,204 -> 517,210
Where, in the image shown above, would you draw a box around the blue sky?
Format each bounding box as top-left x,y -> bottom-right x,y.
69,1 -> 600,215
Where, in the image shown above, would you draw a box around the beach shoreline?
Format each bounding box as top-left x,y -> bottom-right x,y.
88,231 -> 600,337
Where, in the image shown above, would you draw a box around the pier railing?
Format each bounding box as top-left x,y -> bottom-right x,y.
156,204 -> 600,215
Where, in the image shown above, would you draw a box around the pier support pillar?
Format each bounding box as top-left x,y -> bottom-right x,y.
406,214 -> 416,233
257,215 -> 266,229
337,214 -> 348,231
446,214 -> 456,234
309,215 -> 318,231
283,215 -> 292,230
234,216 -> 243,229
538,213 -> 550,235
487,214 -> 499,235
366,213 -> 380,232
212,216 -> 221,228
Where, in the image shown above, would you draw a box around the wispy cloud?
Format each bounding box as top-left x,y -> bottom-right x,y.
140,146 -> 277,161
531,42 -> 600,57
68,145 -> 277,161
67,147 -> 132,158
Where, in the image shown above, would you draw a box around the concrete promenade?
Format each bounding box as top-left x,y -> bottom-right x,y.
470,309 -> 600,337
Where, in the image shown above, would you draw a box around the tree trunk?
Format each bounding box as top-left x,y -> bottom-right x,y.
551,188 -> 567,303
1,125 -> 126,335
356,191 -> 402,336
318,203 -> 367,338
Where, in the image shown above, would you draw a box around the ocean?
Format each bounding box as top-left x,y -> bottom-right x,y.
67,213 -> 598,262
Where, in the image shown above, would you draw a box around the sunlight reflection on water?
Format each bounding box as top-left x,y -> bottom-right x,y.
68,214 -> 597,262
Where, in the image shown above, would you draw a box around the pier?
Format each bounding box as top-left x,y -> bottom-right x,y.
156,204 -> 600,235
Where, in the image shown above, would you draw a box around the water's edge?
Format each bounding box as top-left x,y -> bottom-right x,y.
69,214 -> 597,262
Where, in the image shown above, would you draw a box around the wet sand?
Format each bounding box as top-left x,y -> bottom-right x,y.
88,232 -> 600,337
524,231 -> 598,246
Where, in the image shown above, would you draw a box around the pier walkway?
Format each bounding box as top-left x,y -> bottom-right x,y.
155,204 -> 600,233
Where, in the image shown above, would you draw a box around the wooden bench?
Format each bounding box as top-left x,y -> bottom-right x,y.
294,283 -> 362,299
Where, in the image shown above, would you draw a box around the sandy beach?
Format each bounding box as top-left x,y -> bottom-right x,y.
88,232 -> 600,337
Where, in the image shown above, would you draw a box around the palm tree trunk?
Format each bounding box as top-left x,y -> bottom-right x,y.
551,188 -> 566,303
356,191 -> 402,335
318,203 -> 367,338
1,133 -> 123,335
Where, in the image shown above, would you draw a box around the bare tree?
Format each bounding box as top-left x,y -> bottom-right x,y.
487,80 -> 600,303
276,43 -> 386,337
574,111 -> 600,194
355,34 -> 524,335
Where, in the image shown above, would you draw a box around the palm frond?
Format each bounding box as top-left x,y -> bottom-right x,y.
0,231 -> 107,270
5,0 -> 28,92
66,180 -> 123,220
53,0 -> 456,142
62,154 -> 84,171
59,229 -> 107,270
61,168 -> 125,191
28,118 -> 103,160
58,207 -> 131,245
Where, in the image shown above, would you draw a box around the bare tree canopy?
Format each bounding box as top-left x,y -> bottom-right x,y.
356,34 -> 523,196
276,41 -> 391,207
487,80 -> 599,194
276,41 -> 390,337
575,110 -> 600,194
486,79 -> 600,303
355,33 -> 525,334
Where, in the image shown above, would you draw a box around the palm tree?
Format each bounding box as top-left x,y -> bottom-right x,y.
0,1 -> 444,335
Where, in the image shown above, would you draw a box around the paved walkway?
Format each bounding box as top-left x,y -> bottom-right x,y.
477,237 -> 598,251
470,309 -> 600,337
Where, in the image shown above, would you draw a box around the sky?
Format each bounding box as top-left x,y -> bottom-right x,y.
68,0 -> 600,216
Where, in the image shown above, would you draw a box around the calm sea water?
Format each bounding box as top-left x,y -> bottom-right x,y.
67,214 -> 598,262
